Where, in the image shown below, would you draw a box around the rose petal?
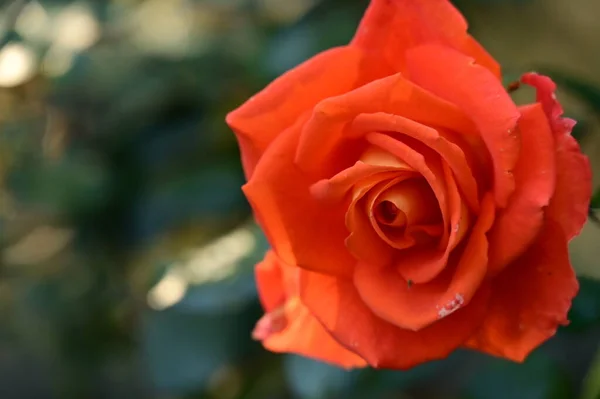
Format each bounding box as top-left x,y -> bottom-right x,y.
226,46 -> 368,179
295,73 -> 475,178
351,0 -> 500,78
367,133 -> 449,247
346,176 -> 414,266
255,251 -> 286,311
255,300 -> 367,369
406,45 -> 521,208
311,152 -> 415,204
521,73 -> 592,240
346,192 -> 396,266
353,193 -> 494,331
395,163 -> 470,284
549,135 -> 592,239
243,117 -> 354,277
253,252 -> 367,368
352,112 -> 480,212
465,220 -> 579,362
375,179 -> 439,226
300,268 -> 491,369
520,73 -> 576,138
487,103 -> 556,275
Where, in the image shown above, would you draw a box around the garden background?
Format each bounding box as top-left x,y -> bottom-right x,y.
0,0 -> 600,398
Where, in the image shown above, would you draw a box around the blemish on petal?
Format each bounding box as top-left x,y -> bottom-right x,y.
437,293 -> 465,319
252,306 -> 288,341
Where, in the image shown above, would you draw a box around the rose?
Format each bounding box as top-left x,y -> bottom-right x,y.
227,0 -> 592,369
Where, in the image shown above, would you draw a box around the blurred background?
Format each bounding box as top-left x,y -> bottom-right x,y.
0,0 -> 599,398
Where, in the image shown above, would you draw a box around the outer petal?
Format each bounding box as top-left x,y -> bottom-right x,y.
521,73 -> 592,240
243,116 -> 355,277
487,104 -> 556,274
465,220 -> 579,362
255,251 -> 286,311
520,73 -> 576,138
253,252 -> 366,368
406,45 -> 521,208
226,46 -> 369,179
549,136 -> 592,239
300,268 -> 491,369
295,73 -> 476,178
255,301 -> 367,369
351,0 -> 500,78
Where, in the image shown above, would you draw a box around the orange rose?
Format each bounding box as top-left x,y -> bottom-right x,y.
227,0 -> 592,369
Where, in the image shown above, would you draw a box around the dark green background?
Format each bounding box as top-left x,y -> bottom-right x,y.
0,0 -> 599,398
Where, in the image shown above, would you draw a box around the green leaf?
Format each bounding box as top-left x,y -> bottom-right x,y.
465,352 -> 572,399
566,277 -> 600,332
591,189 -> 600,210
541,72 -> 600,115
170,222 -> 269,314
131,165 -> 248,243
7,151 -> 111,218
581,346 -> 600,399
284,355 -> 360,399
141,308 -> 250,395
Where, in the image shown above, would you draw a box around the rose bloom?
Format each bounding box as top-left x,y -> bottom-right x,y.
226,0 -> 592,369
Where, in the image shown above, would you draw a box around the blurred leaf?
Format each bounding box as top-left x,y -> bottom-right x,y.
131,165 -> 247,243
265,24 -> 317,76
591,190 -> 600,226
7,151 -> 111,218
465,352 -> 572,399
349,358 -> 447,398
284,355 -> 360,399
537,70 -> 600,116
141,308 -> 250,395
567,277 -> 600,332
591,189 -> 600,210
172,222 -> 268,314
581,346 -> 600,399
264,0 -> 363,77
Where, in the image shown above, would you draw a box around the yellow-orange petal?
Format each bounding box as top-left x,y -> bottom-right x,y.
345,178 -> 406,266
374,179 -> 439,226
366,133 -> 449,248
351,112 -> 480,212
395,163 -> 471,284
311,157 -> 415,205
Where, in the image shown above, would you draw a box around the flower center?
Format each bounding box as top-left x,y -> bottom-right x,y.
375,200 -> 405,225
